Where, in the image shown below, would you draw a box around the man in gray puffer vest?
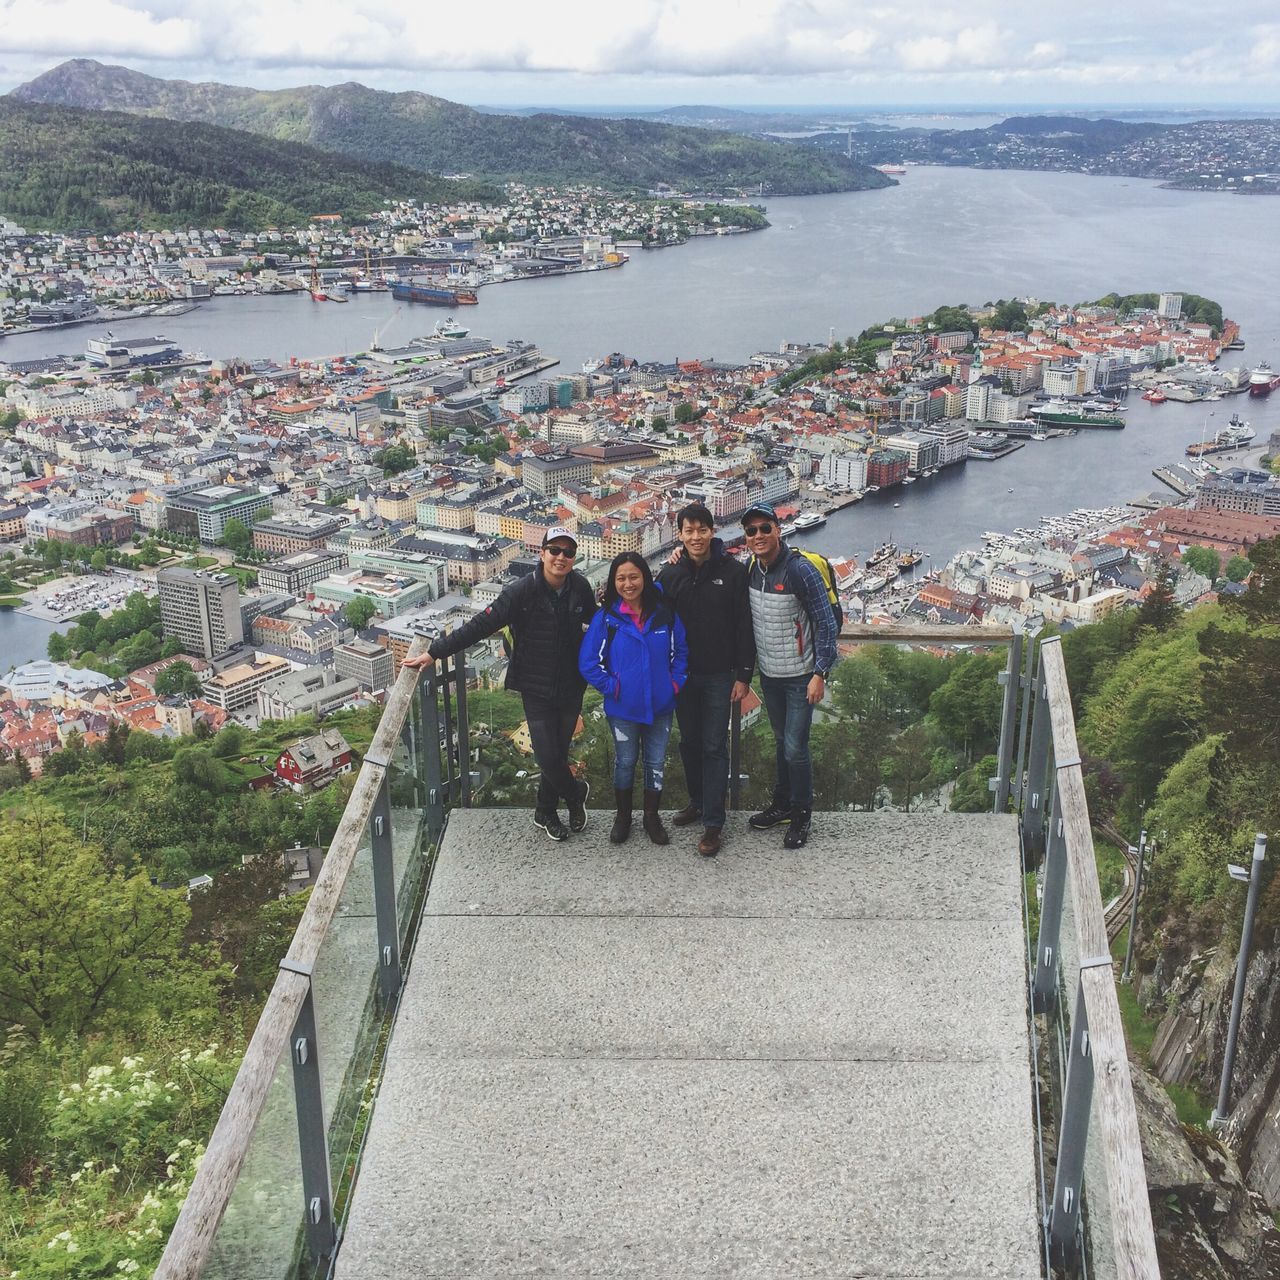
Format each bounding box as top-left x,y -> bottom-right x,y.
741,502 -> 838,848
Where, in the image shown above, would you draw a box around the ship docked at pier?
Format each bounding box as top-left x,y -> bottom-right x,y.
390,282 -> 479,307
1027,397 -> 1126,429
1249,361 -> 1278,397
1186,413 -> 1256,457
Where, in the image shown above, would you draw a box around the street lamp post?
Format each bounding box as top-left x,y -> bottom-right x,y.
1211,832 -> 1268,1130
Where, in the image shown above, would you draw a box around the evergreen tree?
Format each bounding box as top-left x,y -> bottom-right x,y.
1137,559 -> 1180,632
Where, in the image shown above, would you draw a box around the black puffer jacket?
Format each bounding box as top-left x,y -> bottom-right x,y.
428,566 -> 596,705
657,539 -> 755,681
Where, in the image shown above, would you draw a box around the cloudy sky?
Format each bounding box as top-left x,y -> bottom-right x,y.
1,0 -> 1278,107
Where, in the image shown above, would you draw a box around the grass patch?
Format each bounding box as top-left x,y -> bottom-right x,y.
1111,930 -> 1213,1128
1113,974 -> 1158,1059
1166,1082 -> 1211,1129
0,594 -> 27,607
1093,829 -> 1128,903
181,554 -> 219,570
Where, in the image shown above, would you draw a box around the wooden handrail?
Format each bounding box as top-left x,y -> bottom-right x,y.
155,642 -> 427,1280
1040,641 -> 1161,1277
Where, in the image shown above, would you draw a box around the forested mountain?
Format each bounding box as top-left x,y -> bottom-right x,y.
0,100 -> 492,232
10,59 -> 891,196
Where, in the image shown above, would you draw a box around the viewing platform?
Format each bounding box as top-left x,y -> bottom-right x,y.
154,629 -> 1161,1280
340,809 -> 1038,1277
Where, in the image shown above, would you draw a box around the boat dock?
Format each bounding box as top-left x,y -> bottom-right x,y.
1152,463 -> 1200,497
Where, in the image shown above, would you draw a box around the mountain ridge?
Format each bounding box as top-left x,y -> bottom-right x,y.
11,59 -> 892,196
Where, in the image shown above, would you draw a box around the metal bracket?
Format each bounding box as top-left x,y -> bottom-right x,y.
1054,755 -> 1082,770
997,671 -> 1011,686
363,747 -> 393,769
279,958 -> 314,977
988,776 -> 1001,792
1079,954 -> 1114,970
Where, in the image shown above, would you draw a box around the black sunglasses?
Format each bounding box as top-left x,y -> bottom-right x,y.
544,544 -> 576,558
743,522 -> 774,536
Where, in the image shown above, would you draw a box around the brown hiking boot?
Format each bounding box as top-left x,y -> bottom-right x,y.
672,803 -> 701,827
697,827 -> 722,858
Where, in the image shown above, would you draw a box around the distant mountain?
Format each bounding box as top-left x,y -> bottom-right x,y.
0,99 -> 491,232
11,60 -> 892,196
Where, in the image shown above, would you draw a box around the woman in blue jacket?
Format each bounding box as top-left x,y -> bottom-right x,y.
580,552 -> 688,845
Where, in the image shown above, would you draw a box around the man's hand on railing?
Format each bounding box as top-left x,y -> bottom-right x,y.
401,652 -> 436,671
730,680 -> 749,704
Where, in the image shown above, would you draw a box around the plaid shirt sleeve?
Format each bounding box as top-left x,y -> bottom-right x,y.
795,557 -> 838,676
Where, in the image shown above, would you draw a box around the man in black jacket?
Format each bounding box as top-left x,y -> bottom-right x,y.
657,503 -> 755,857
403,526 -> 596,841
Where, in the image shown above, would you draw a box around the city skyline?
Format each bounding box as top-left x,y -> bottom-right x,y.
0,1 -> 1278,107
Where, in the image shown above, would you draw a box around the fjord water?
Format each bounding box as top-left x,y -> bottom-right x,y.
5,166 -> 1279,582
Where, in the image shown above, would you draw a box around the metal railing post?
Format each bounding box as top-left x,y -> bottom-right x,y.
454,649 -> 471,808
368,773 -> 402,1005
440,656 -> 458,806
1021,653 -> 1052,866
1121,829 -> 1147,983
993,632 -> 1024,813
1048,982 -> 1095,1268
1212,832 -> 1268,1128
283,970 -> 338,1266
729,702 -> 742,810
1013,631 -> 1037,809
419,672 -> 446,847
1032,779 -> 1067,1014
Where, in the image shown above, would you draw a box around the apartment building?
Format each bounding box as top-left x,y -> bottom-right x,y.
252,511 -> 345,556
256,550 -> 349,596
165,484 -> 273,544
201,654 -> 291,712
157,567 -> 245,659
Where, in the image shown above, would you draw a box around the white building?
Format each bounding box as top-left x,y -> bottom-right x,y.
819,449 -> 868,490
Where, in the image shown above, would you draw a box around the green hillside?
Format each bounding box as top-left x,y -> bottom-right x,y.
0,99 -> 493,232
11,59 -> 892,196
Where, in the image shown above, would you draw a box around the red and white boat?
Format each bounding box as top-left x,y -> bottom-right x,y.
1249,361 -> 1278,397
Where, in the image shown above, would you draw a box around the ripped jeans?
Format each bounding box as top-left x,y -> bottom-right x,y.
608,712 -> 673,793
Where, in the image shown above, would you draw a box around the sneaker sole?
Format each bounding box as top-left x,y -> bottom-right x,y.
533,815 -> 568,842
568,779 -> 590,833
748,816 -> 789,830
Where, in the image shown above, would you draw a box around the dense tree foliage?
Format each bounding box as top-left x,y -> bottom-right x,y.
0,99 -> 491,233
1086,291 -> 1225,334
343,596 -> 378,631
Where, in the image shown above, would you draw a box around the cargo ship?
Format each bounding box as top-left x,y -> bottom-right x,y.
866,541 -> 897,568
1249,361 -> 1278,397
1027,397 -> 1125,429
1186,414 -> 1256,457
390,282 -> 480,307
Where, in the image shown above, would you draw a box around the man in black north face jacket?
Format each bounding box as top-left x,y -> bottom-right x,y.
404,527 -> 596,841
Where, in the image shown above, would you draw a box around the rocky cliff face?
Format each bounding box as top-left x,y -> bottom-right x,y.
1142,941 -> 1280,1212
1132,1064 -> 1280,1278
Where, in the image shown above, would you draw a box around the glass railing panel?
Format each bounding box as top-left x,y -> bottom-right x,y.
202,1041 -> 304,1280
307,810 -> 381,1228
391,692 -> 429,936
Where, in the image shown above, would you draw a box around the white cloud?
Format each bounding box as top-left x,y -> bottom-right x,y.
1,2 -> 1279,102
0,0 -> 200,58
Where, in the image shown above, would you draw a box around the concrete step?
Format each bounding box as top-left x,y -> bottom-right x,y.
338,810 -> 1041,1279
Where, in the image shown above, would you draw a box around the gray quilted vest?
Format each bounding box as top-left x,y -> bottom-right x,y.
748,548 -> 814,679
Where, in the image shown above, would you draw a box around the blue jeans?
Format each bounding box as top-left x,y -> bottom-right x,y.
609,712 -> 673,793
759,674 -> 815,810
675,672 -> 734,829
